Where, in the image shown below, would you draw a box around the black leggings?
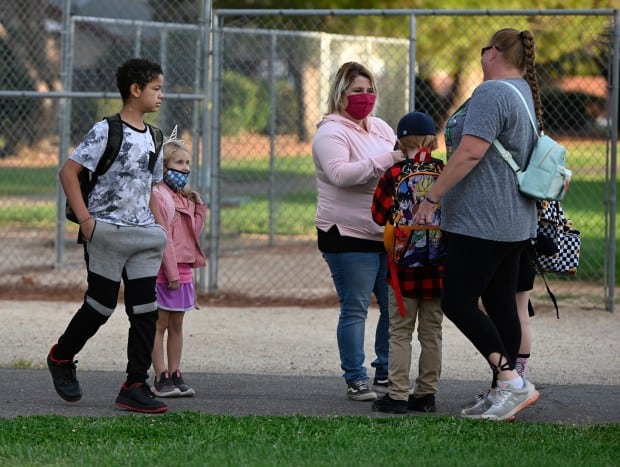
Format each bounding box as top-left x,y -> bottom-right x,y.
441,233 -> 526,372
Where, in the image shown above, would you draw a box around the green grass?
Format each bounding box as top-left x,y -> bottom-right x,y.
221,191 -> 317,237
8,359 -> 40,369
0,166 -> 58,196
0,203 -> 56,227
0,412 -> 617,466
221,154 -> 316,182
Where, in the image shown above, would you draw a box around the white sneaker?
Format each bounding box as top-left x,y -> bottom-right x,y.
460,388 -> 496,419
481,379 -> 540,421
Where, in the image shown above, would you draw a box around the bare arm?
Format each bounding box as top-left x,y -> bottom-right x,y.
59,159 -> 88,222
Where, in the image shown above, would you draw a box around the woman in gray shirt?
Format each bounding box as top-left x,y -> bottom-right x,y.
414,28 -> 541,421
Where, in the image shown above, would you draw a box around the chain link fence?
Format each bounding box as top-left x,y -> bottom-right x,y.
0,4 -> 617,311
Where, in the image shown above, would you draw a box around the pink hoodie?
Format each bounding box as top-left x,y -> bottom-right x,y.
312,113 -> 397,242
152,183 -> 207,283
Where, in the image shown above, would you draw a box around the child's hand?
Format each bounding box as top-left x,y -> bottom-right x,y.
79,217 -> 96,242
168,280 -> 180,290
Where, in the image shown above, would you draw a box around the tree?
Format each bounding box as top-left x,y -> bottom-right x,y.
0,0 -> 58,156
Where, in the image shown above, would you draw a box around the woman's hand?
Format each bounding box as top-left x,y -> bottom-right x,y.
413,198 -> 438,225
391,150 -> 406,164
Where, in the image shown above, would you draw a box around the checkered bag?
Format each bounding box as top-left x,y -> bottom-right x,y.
535,200 -> 581,275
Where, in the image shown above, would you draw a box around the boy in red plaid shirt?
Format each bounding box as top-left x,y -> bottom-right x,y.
371,111 -> 444,414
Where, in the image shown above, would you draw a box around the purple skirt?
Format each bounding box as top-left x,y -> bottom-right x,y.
156,283 -> 195,312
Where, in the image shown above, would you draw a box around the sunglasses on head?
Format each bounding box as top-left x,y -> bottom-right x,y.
481,45 -> 502,56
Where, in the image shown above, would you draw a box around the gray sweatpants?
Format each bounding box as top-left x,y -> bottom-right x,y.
56,221 -> 167,384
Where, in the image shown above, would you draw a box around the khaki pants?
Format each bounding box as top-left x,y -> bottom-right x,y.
387,289 -> 443,401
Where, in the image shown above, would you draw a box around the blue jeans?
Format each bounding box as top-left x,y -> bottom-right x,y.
322,251 -> 389,384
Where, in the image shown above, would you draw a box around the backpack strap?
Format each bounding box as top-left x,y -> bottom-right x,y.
95,113 -> 123,175
497,81 -> 538,134
95,115 -> 162,175
492,139 -> 524,174
535,260 -> 560,319
71,114 -> 122,242
524,239 -> 559,319
526,242 -> 559,319
73,114 -> 122,222
492,81 -> 538,174
147,124 -> 164,172
387,258 -> 407,317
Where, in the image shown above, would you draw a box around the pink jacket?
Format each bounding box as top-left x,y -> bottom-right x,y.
152,183 -> 207,283
312,113 -> 397,242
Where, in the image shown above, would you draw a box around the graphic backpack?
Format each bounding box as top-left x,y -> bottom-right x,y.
383,148 -> 446,269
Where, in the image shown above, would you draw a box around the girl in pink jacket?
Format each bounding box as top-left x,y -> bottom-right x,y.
150,130 -> 206,398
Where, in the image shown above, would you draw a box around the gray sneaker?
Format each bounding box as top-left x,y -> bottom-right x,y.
460,389 -> 495,419
347,380 -> 377,401
481,379 -> 540,421
171,370 -> 196,397
151,371 -> 181,398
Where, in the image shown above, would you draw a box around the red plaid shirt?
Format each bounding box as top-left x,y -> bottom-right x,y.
372,159 -> 443,300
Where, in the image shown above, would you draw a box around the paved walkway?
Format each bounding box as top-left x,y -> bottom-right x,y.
2,369 -> 618,424
1,299 -> 619,424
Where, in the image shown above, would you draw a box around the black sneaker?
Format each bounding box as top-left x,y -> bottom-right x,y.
372,376 -> 389,394
152,371 -> 181,398
115,382 -> 168,414
47,344 -> 82,402
171,370 -> 196,397
347,380 -> 377,401
372,394 -> 408,414
408,393 -> 436,412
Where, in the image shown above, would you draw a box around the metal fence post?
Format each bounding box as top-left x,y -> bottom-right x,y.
55,0 -> 74,269
606,11 -> 619,312
207,12 -> 221,293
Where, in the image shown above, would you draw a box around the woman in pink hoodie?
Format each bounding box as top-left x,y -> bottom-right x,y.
150,131 -> 206,398
312,62 -> 405,402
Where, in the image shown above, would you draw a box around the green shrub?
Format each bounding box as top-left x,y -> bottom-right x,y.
274,79 -> 299,135
221,71 -> 269,136
541,90 -> 605,135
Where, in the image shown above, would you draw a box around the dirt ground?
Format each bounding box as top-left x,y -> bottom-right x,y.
1,297 -> 618,388
1,259 -> 618,386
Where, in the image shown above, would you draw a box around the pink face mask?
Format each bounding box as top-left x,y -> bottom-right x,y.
345,93 -> 376,120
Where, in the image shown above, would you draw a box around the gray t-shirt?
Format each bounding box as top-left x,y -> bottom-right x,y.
442,78 -> 537,241
69,119 -> 163,226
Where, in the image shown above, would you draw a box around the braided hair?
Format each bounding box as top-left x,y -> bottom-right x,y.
490,28 -> 543,134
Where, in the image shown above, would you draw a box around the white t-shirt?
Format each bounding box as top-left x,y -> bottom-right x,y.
69,119 -> 163,226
